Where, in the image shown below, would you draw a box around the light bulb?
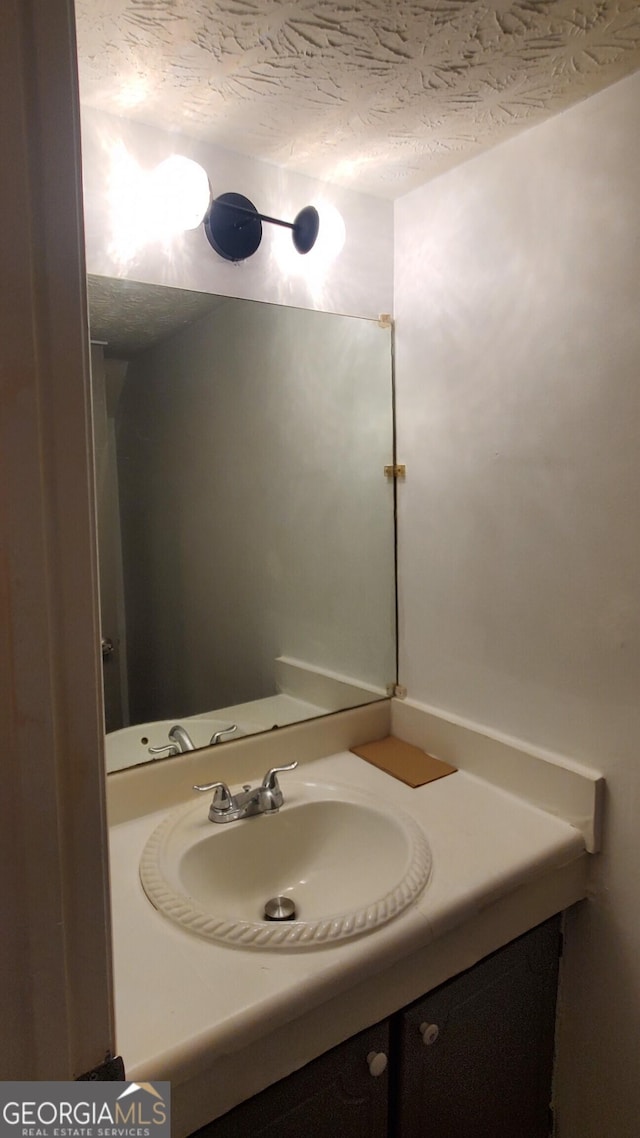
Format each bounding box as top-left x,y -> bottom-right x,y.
147,156 -> 211,235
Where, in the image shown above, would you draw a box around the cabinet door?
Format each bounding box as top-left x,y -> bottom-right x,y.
194,1019 -> 389,1138
393,917 -> 561,1138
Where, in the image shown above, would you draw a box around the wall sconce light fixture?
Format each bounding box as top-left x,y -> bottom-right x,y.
119,154 -> 327,263
203,192 -> 320,262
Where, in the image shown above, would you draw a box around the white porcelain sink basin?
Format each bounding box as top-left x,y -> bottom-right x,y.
139,779 -> 432,949
105,717 -> 262,774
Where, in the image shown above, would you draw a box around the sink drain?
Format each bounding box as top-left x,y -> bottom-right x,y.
264,896 -> 296,922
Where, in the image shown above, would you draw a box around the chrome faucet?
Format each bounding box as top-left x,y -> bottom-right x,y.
148,723 -> 196,758
193,761 -> 298,823
169,724 -> 196,751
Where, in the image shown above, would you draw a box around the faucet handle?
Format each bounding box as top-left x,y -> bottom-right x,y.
193,780 -> 232,810
261,761 -> 298,791
148,743 -> 179,757
210,724 -> 238,746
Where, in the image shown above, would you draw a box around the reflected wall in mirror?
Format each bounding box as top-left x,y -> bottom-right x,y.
89,276 -> 396,772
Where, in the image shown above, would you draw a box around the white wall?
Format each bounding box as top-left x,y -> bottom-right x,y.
81,107 -> 393,320
394,71 -> 640,1138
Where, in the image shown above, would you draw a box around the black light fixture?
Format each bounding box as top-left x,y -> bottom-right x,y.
203,192 -> 320,262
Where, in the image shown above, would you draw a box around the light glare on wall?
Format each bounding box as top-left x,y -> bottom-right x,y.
313,202 -> 346,260
272,199 -> 346,285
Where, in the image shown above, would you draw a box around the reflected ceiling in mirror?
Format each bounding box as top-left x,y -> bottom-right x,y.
89,276 -> 396,772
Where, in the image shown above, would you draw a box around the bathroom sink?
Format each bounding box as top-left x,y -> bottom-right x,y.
140,780 -> 432,949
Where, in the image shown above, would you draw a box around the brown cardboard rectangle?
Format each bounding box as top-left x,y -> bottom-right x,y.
350,735 -> 457,787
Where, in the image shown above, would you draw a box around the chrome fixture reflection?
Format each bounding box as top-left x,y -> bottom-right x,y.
204,193 -> 320,262
148,723 -> 196,758
210,724 -> 238,745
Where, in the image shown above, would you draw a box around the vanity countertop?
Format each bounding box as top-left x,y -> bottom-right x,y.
109,749 -> 588,1135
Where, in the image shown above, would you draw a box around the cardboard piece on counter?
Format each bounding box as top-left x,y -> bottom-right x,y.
350,735 -> 457,788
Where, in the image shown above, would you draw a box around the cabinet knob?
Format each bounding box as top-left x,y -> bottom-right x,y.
366,1051 -> 388,1077
419,1022 -> 439,1046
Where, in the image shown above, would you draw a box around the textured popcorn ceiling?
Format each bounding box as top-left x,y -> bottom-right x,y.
75,1 -> 640,197
88,275 -> 226,355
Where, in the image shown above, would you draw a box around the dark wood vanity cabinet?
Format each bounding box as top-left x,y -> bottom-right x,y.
392,917 -> 560,1138
193,916 -> 561,1138
196,1020 -> 390,1138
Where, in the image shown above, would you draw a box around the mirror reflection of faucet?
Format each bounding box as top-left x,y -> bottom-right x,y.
210,724 -> 238,745
193,761 -> 298,824
148,722 -> 239,758
148,723 -> 196,758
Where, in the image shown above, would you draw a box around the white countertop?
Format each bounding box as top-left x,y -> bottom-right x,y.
109,748 -> 588,1134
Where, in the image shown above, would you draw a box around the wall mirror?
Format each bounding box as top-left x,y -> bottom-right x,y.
89,274 -> 396,772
